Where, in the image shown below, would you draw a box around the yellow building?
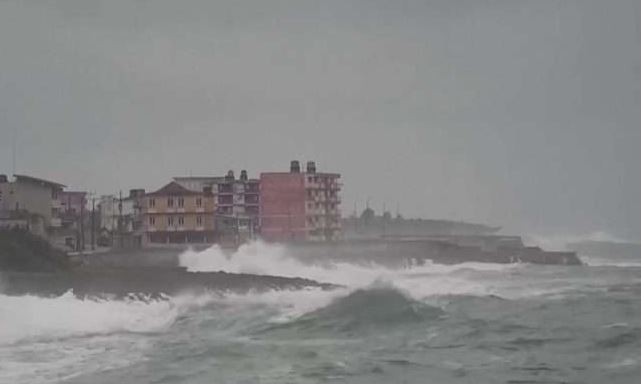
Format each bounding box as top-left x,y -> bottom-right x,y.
142,181 -> 216,245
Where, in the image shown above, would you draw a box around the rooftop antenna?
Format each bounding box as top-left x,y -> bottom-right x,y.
12,126 -> 17,175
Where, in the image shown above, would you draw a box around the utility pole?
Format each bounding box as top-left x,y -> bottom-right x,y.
91,194 -> 95,251
79,197 -> 85,252
382,202 -> 387,238
11,126 -> 17,175
111,196 -> 115,247
118,190 -> 123,249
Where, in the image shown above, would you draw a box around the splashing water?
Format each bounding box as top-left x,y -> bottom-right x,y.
0,292 -> 186,345
178,240 -> 536,300
3,241 -> 641,383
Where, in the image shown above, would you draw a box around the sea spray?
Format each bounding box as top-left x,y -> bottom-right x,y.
0,291 -> 218,345
523,231 -> 628,251
2,247 -> 639,383
178,240 -> 522,299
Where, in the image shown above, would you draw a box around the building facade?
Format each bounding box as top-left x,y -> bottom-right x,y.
142,181 -> 216,245
0,174 -> 66,236
55,191 -> 88,250
216,170 -> 260,244
260,161 -> 341,242
98,189 -> 146,248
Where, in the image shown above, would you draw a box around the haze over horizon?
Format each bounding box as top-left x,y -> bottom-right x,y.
1,0 -> 640,240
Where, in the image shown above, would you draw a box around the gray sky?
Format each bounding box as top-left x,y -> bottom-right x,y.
1,0 -> 640,240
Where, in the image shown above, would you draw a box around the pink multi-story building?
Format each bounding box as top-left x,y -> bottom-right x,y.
260,161 -> 341,242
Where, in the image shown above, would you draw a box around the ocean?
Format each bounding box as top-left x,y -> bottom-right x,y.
1,242 -> 641,384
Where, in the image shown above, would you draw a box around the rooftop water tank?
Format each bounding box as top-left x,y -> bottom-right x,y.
306,161 -> 316,174
290,160 -> 301,173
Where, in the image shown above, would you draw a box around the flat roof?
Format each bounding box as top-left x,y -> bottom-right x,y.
260,172 -> 340,177
173,176 -> 226,181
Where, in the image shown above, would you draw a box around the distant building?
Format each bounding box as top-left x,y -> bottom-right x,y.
215,170 -> 260,244
141,181 -> 216,245
98,189 -> 145,248
99,193 -> 136,233
342,213 -> 502,240
55,191 -> 88,250
58,191 -> 87,217
260,161 -> 341,242
0,174 -> 66,236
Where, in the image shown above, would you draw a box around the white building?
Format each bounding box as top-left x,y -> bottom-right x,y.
98,194 -> 136,232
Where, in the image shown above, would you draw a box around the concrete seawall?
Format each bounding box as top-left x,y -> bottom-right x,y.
286,239 -> 582,266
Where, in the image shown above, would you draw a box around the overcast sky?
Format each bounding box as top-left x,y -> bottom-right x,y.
1,0 -> 640,240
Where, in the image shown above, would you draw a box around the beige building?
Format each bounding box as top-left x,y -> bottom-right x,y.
142,181 -> 216,245
0,174 -> 66,236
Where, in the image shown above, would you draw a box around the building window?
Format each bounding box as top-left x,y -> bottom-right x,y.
149,198 -> 155,208
149,217 -> 155,226
168,216 -> 174,226
178,198 -> 184,208
196,198 -> 202,207
178,216 -> 184,226
197,216 -> 202,226
168,198 -> 174,207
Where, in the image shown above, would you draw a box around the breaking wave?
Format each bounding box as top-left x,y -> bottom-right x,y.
281,285 -> 445,334
580,257 -> 641,268
178,240 -> 520,299
0,291 -> 212,345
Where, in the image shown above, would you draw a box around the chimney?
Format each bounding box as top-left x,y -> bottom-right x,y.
240,170 -> 248,181
225,170 -> 235,182
290,160 -> 301,173
306,161 -> 316,174
129,189 -> 145,198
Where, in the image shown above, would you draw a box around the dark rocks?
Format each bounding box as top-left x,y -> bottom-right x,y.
0,267 -> 338,298
0,229 -> 71,272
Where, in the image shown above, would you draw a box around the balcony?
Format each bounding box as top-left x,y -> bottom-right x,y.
217,185 -> 233,195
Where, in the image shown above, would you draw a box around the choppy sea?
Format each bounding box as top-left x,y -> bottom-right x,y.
2,242 -> 641,384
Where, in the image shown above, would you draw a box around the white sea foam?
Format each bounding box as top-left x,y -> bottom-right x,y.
524,231 -> 628,251
178,240 -> 524,301
580,256 -> 641,268
0,291 -> 186,345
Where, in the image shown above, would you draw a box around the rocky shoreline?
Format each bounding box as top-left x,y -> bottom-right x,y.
0,268 -> 337,298
0,229 -> 337,298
